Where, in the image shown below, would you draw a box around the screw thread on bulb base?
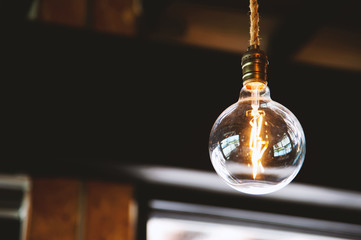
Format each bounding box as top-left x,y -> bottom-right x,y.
241,45 -> 268,86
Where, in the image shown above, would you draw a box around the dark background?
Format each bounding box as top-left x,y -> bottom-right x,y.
1,0 -> 361,193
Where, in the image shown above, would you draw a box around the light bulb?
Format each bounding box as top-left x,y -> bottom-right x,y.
209,45 -> 306,195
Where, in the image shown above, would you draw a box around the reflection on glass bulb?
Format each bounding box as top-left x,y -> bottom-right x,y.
209,82 -> 305,195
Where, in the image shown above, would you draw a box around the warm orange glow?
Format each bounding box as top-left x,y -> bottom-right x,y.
246,81 -> 268,179
245,82 -> 268,179
249,108 -> 268,179
246,82 -> 266,91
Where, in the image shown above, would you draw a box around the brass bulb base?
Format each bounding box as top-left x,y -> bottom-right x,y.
241,45 -> 268,86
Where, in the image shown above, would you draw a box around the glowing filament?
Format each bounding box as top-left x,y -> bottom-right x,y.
249,108 -> 268,178
246,83 -> 269,179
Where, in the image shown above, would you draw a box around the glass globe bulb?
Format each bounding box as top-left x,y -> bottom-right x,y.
209,82 -> 306,195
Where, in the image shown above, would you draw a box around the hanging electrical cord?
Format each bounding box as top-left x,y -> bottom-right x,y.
249,0 -> 260,46
242,0 -> 267,86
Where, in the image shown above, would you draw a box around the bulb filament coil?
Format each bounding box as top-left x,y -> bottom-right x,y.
246,85 -> 268,179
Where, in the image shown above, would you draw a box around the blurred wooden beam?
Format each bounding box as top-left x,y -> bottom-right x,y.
28,178 -> 135,240
28,178 -> 80,240
92,0 -> 140,36
39,0 -> 87,27
294,27 -> 361,72
266,0 -> 339,63
84,181 -> 135,240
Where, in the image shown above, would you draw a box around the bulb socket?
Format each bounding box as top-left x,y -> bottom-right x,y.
241,45 -> 268,86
